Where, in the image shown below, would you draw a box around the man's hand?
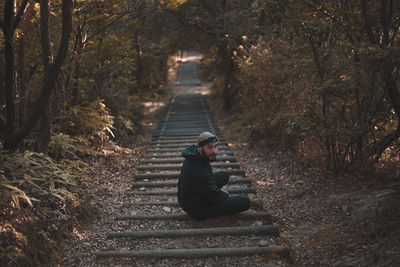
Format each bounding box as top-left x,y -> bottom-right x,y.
221,188 -> 230,196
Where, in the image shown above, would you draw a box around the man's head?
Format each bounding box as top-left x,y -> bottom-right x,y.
197,132 -> 218,162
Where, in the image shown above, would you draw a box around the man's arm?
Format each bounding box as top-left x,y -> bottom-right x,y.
201,173 -> 229,203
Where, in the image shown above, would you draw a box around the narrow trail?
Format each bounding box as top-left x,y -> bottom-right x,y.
93,54 -> 291,266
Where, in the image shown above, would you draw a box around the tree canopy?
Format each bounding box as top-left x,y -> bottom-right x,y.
0,0 -> 399,264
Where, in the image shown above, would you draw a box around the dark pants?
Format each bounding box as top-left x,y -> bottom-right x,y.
194,171 -> 250,220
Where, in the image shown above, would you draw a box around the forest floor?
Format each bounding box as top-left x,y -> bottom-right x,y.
213,109 -> 400,266
61,57 -> 399,266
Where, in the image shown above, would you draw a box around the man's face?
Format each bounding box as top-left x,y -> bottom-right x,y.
200,142 -> 218,162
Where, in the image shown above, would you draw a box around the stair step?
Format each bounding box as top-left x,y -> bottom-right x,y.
147,146 -> 230,152
139,156 -> 237,164
128,187 -> 256,196
97,246 -> 290,259
132,177 -> 251,188
116,211 -> 272,222
135,169 -> 245,180
107,225 -> 279,239
149,141 -> 228,148
137,162 -> 240,171
142,151 -> 235,158
123,200 -> 179,206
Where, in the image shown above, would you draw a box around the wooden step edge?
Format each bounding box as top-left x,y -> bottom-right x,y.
128,187 -> 256,196
131,178 -> 251,188
107,225 -> 279,239
116,211 -> 272,221
97,246 -> 290,259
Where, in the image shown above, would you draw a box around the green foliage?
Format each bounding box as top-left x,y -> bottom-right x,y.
111,95 -> 146,146
206,0 -> 400,173
0,150 -> 93,208
57,99 -> 114,137
0,148 -> 95,266
48,133 -> 99,160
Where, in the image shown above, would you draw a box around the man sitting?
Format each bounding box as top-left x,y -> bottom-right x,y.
177,132 -> 261,220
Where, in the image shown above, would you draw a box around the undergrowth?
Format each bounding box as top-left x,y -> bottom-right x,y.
0,134 -> 100,266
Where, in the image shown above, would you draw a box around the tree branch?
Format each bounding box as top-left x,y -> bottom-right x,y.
380,0 -> 390,46
305,1 -> 354,45
4,0 -> 73,149
84,13 -> 127,44
84,7 -> 144,45
169,9 -> 216,37
40,0 -> 51,69
0,115 -> 6,138
198,0 -> 216,19
14,0 -> 29,31
361,0 -> 377,44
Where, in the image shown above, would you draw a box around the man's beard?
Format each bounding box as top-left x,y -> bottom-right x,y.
202,148 -> 217,162
207,153 -> 217,162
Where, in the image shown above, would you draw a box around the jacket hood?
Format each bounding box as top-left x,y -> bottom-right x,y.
181,145 -> 201,159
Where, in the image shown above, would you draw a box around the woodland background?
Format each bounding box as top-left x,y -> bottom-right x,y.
0,0 -> 399,265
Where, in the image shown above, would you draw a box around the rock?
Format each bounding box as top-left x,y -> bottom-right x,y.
258,240 -> 269,247
162,207 -> 171,212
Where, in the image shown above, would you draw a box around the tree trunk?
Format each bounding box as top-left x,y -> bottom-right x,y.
17,33 -> 26,127
35,0 -> 52,153
16,1 -> 33,128
133,35 -> 143,94
222,56 -> 234,110
72,61 -> 80,105
34,102 -> 51,153
3,0 -> 73,150
3,0 -> 17,137
219,41 -> 234,110
0,56 -> 5,138
72,23 -> 87,106
0,56 -> 4,111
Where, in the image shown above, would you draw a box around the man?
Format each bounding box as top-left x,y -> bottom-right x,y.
177,132 -> 261,220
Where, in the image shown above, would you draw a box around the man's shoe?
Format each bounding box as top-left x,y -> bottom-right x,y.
250,197 -> 264,211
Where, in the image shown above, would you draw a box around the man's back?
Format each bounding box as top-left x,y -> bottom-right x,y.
177,145 -> 229,217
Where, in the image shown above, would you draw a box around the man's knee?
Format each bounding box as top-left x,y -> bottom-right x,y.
227,196 -> 250,212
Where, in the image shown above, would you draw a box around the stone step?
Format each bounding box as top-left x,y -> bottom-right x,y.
137,162 -> 240,171
139,156 -> 237,164
97,246 -> 290,259
135,169 -> 245,180
142,151 -> 235,158
107,225 -> 279,239
116,211 -> 272,221
149,141 -> 228,148
152,132 -> 221,138
123,200 -> 179,206
146,146 -> 230,152
152,137 -> 225,141
128,187 -> 256,196
132,178 -> 251,188
150,139 -> 226,145
156,124 -> 216,129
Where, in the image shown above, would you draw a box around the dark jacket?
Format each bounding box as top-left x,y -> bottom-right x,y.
177,145 -> 229,217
